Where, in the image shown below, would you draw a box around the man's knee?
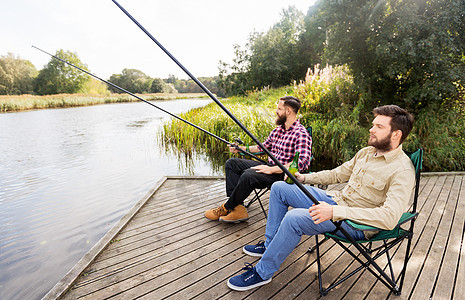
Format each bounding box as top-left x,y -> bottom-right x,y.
270,181 -> 294,199
269,181 -> 290,205
280,209 -> 308,235
240,168 -> 261,183
271,180 -> 288,192
225,157 -> 241,171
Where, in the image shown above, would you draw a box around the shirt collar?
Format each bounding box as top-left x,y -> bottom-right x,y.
384,144 -> 404,163
280,119 -> 300,132
370,144 -> 404,163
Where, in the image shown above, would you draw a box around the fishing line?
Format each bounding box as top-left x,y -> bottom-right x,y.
109,4 -> 402,284
31,45 -> 266,164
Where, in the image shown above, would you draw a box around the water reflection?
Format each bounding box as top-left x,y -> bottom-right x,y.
0,99 -> 218,300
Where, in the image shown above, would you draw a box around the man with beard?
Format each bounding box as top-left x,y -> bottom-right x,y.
227,104 -> 416,291
204,96 -> 312,223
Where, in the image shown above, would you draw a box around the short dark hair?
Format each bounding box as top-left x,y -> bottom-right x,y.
280,96 -> 301,113
373,105 -> 414,144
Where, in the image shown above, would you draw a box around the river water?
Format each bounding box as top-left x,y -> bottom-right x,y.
0,99 -> 219,300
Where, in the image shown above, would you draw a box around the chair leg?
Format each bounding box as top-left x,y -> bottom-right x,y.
308,235 -> 328,253
397,233 -> 414,295
314,235 -> 327,296
245,188 -> 269,219
383,240 -> 395,282
257,196 -> 267,218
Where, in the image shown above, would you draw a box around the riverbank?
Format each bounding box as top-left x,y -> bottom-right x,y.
0,93 -> 209,113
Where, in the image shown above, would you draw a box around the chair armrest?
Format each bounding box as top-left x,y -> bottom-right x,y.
345,212 -> 418,232
238,151 -> 265,157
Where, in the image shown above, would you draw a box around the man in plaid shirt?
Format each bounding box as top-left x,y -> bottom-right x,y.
205,96 -> 312,223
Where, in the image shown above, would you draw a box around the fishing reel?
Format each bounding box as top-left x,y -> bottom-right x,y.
234,137 -> 244,145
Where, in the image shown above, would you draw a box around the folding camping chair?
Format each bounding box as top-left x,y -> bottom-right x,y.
310,148 -> 423,296
243,126 -> 313,219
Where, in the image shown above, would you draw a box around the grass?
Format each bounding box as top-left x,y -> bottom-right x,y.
0,93 -> 208,113
160,86 -> 291,152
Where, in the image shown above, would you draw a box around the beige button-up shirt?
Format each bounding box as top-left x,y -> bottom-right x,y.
303,145 -> 415,230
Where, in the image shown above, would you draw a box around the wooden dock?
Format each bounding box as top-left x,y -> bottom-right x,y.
44,173 -> 465,299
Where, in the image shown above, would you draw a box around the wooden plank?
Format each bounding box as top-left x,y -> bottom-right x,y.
92,186 -> 225,263
64,189 -> 266,298
135,226 -> 268,299
73,182 -> 226,284
185,238 -> 315,300
409,175 -> 458,299
290,244 -> 362,299
451,176 -> 465,300
432,175 -> 464,299
381,175 -> 447,299
73,222 -> 263,299
65,216 -> 264,298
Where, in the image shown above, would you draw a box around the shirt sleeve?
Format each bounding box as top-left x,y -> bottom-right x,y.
304,153 -> 356,185
296,131 -> 312,172
332,168 -> 415,230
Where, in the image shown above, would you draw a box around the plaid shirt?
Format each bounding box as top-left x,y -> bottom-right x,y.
258,120 -> 312,171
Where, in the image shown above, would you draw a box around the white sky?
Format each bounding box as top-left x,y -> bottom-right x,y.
1,0 -> 317,80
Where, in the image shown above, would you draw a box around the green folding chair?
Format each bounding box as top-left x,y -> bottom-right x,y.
243,126 -> 314,218
310,148 -> 423,296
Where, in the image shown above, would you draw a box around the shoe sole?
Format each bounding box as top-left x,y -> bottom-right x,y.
227,277 -> 271,291
218,217 -> 249,223
243,247 -> 264,257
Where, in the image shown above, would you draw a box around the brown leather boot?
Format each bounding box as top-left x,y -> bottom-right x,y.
205,204 -> 229,221
219,205 -> 249,223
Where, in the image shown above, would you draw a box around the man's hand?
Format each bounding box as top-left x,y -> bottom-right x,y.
251,165 -> 280,175
284,171 -> 305,183
308,202 -> 333,224
228,144 -> 242,154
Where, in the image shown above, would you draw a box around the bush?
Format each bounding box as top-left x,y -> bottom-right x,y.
404,105 -> 465,171
294,64 -> 360,119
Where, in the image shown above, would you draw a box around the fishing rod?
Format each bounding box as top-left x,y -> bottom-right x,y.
111,2 -> 402,289
31,46 -> 267,164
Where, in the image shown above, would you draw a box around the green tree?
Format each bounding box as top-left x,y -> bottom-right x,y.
0,53 -> 38,95
300,1 -> 326,68
219,6 -> 311,95
218,43 -> 251,95
34,49 -> 90,95
108,68 -> 152,94
320,0 -> 465,111
150,78 -> 165,93
150,78 -> 178,93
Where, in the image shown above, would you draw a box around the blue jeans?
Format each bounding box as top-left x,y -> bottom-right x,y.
255,181 -> 365,280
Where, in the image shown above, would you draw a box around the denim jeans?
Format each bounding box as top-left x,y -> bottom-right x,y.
255,181 -> 365,280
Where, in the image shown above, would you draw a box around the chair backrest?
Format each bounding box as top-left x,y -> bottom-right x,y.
305,126 -> 314,173
306,126 -> 313,140
404,148 -> 423,213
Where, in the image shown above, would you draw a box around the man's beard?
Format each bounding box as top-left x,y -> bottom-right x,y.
368,131 -> 392,152
275,113 -> 286,126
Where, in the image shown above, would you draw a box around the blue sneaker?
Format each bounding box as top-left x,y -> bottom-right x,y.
227,263 -> 272,291
243,240 -> 266,257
